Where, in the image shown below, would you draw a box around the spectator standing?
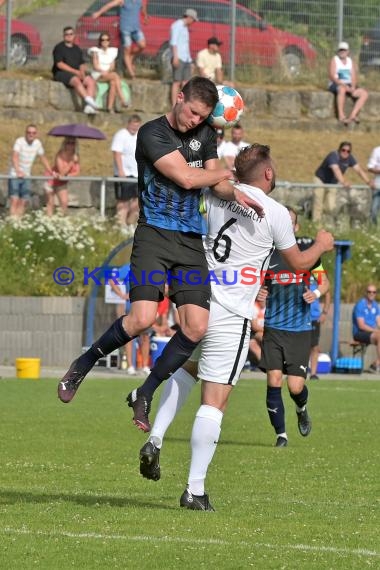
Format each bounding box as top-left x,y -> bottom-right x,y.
219,124 -> 249,170
196,37 -> 224,84
89,33 -> 129,112
328,41 -> 368,125
352,284 -> 380,373
215,128 -> 227,160
8,124 -> 53,218
111,114 -> 142,229
52,26 -> 99,115
312,141 -> 374,224
92,0 -> 148,80
44,137 -> 80,216
367,145 -> 380,225
170,9 -> 198,105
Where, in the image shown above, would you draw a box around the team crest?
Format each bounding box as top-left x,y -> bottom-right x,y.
189,139 -> 201,151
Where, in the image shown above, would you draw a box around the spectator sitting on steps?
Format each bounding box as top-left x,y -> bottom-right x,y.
52,26 -> 100,115
328,41 -> 368,125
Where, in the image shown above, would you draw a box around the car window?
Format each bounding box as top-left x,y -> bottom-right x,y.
83,0 -> 119,17
148,0 -> 187,18
201,4 -> 230,24
236,8 -> 261,29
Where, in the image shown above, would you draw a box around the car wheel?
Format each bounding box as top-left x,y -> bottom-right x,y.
281,49 -> 303,77
10,35 -> 30,67
157,42 -> 172,84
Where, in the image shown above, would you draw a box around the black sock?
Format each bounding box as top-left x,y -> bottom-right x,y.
289,385 -> 308,409
76,316 -> 134,373
266,386 -> 285,435
139,329 -> 200,399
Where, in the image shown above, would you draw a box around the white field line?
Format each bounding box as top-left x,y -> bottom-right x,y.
238,383 -> 380,394
1,527 -> 379,558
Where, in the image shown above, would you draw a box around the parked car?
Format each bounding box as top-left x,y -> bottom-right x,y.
360,20 -> 380,70
0,15 -> 42,67
75,0 -> 317,77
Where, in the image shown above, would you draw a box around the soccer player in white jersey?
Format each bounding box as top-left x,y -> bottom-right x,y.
139,144 -> 335,511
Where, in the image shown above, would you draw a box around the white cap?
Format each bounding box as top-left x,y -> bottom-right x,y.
338,41 -> 349,51
184,8 -> 198,21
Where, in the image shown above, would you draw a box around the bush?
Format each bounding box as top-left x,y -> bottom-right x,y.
0,212 -> 130,296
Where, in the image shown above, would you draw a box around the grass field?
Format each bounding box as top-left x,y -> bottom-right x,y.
0,376 -> 379,569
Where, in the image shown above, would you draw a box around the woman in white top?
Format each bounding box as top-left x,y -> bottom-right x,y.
328,41 -> 368,125
90,33 -> 129,112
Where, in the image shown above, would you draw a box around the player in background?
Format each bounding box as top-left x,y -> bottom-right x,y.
260,207 -> 330,448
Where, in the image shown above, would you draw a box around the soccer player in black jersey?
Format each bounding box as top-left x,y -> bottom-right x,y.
58,77 -> 263,431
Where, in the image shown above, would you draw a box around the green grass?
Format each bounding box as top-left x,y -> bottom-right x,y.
0,376 -> 379,569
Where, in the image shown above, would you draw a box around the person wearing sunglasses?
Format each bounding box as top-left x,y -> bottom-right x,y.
52,26 -> 99,115
352,285 -> 380,373
8,124 -> 54,218
328,41 -> 368,125
312,141 -> 375,225
88,33 -> 129,112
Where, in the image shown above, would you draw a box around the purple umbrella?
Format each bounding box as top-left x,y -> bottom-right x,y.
48,124 -> 106,140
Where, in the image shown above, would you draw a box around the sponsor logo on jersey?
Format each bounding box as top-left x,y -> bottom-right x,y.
189,139 -> 201,151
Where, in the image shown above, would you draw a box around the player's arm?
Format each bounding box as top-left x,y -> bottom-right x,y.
154,151 -> 232,190
303,269 -> 330,304
280,230 -> 334,272
205,158 -> 265,215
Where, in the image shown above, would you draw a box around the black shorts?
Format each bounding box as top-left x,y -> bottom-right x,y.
260,326 -> 311,379
311,320 -> 320,348
114,179 -> 138,201
53,71 -> 75,87
353,331 -> 371,344
129,223 -> 211,309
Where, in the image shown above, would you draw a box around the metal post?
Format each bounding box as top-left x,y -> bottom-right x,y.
100,178 -> 106,218
5,0 -> 13,70
331,240 -> 352,366
229,0 -> 236,83
337,0 -> 344,43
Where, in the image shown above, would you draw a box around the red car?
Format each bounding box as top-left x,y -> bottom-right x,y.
75,0 -> 317,77
0,15 -> 42,67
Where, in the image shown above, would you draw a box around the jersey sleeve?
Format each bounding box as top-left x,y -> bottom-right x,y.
138,120 -> 180,164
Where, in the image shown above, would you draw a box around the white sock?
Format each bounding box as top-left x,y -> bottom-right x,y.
149,367 -> 196,449
188,405 -> 223,497
277,432 -> 287,440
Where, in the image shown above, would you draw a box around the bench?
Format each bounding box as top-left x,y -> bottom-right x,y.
338,340 -> 368,373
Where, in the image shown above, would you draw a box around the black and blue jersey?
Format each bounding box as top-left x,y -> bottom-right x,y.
135,115 -> 218,233
264,239 -> 321,332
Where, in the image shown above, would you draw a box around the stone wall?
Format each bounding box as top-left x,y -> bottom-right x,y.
0,296 -> 376,369
1,78 -> 380,131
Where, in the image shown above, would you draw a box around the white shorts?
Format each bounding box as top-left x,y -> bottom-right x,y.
190,299 -> 251,385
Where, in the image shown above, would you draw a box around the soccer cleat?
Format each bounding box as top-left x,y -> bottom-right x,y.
180,488 -> 215,511
275,436 -> 288,447
126,389 -> 152,432
139,441 -> 161,481
296,407 -> 312,437
58,358 -> 86,403
309,374 -> 319,381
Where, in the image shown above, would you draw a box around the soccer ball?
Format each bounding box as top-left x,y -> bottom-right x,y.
208,85 -> 244,129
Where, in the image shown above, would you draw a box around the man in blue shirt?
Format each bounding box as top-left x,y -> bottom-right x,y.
93,0 -> 148,79
352,284 -> 380,372
312,141 -> 374,224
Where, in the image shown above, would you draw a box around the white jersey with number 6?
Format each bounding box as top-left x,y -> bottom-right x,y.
201,183 -> 296,320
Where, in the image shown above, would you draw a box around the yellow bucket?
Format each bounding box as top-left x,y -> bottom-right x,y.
15,358 -> 41,380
